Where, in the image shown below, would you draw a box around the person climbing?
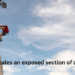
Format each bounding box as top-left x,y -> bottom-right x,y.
0,25 -> 9,41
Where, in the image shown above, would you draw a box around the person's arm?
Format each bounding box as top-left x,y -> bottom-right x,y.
2,26 -> 5,29
0,26 -> 5,29
0,27 -> 2,29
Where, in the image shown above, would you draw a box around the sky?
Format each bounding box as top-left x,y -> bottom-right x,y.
0,0 -> 75,75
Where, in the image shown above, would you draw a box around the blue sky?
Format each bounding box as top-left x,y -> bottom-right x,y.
0,0 -> 75,75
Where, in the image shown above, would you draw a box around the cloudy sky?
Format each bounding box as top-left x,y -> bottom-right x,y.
0,0 -> 75,75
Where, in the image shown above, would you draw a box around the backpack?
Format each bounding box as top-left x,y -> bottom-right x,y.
5,26 -> 9,33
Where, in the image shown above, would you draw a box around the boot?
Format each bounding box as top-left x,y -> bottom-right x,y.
0,38 -> 2,42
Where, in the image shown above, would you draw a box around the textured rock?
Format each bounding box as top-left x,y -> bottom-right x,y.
0,54 -> 3,75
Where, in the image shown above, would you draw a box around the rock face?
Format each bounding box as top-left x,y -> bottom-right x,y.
0,54 -> 3,75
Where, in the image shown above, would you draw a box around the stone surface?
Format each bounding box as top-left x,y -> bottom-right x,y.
0,54 -> 3,75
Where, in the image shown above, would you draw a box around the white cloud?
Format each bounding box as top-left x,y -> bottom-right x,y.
26,65 -> 37,70
1,49 -> 32,59
17,21 -> 75,50
17,0 -> 75,50
47,72 -> 71,75
36,50 -> 75,75
18,0 -> 75,50
36,66 -> 51,70
18,51 -> 32,59
3,65 -> 20,75
33,0 -> 73,18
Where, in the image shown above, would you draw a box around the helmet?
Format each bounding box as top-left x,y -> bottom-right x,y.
0,24 -> 3,27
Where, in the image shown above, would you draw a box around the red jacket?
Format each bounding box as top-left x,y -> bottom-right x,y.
3,26 -> 9,33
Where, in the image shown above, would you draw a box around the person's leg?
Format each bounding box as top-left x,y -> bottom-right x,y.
0,32 -> 7,41
2,32 -> 6,36
0,34 -> 2,38
0,34 -> 2,41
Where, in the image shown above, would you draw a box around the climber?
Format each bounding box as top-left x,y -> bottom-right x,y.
0,25 -> 9,41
